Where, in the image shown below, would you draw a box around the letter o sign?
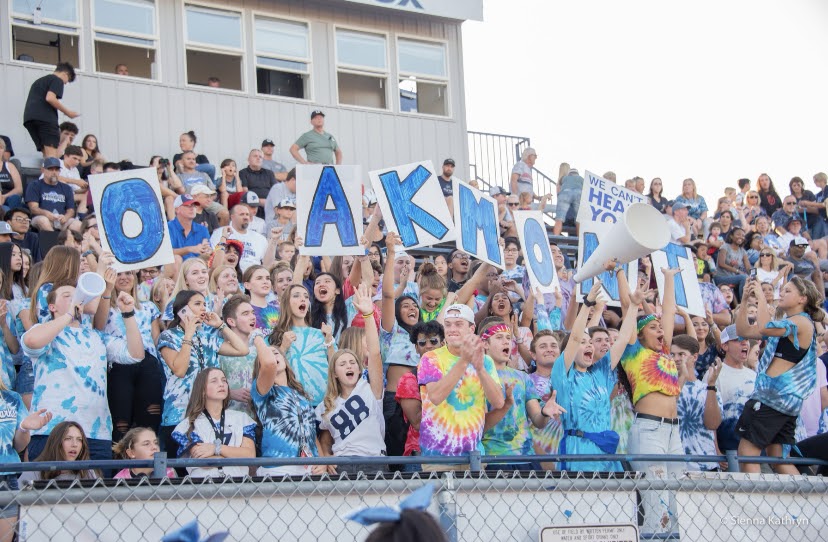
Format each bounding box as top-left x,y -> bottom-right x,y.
100,178 -> 165,264
523,218 -> 554,287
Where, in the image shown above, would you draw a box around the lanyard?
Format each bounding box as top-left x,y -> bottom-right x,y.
203,409 -> 226,443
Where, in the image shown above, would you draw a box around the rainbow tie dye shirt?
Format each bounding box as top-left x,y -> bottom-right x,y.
418,346 -> 502,456
620,340 -> 680,405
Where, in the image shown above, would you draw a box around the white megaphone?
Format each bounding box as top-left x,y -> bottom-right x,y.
574,203 -> 670,283
72,272 -> 107,306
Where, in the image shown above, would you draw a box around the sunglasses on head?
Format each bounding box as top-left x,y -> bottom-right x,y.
417,337 -> 442,347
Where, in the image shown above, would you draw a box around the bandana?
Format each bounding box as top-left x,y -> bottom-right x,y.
481,323 -> 510,341
637,314 -> 658,333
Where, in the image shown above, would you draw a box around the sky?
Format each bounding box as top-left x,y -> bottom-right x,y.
461,0 -> 828,201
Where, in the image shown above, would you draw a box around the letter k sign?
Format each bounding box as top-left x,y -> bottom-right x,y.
379,165 -> 449,246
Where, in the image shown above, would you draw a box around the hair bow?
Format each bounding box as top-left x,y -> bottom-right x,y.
344,484 -> 434,526
161,520 -> 229,542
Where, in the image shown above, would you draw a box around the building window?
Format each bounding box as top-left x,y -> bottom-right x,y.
398,38 -> 448,116
254,16 -> 310,99
184,4 -> 244,90
93,0 -> 158,79
335,29 -> 388,110
11,0 -> 80,67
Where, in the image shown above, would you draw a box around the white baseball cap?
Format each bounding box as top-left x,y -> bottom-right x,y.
444,304 -> 475,324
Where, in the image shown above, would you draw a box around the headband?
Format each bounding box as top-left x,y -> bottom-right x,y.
637,314 -> 658,333
480,323 -> 511,341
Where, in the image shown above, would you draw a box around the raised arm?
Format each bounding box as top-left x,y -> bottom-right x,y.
455,262 -> 490,305
381,232 -> 400,333
353,284 -> 383,399
660,267 -> 680,349
610,291 -> 643,369
255,341 -> 278,396
563,281 -> 602,372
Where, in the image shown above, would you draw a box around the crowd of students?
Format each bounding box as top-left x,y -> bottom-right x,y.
0,59 -> 827,541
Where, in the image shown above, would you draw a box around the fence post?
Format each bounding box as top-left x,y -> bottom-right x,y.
469,451 -> 482,473
725,450 -> 739,473
439,472 -> 458,542
152,452 -> 168,478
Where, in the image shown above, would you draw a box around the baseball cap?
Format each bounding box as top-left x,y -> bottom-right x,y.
311,110 -> 325,119
174,194 -> 200,209
394,250 -> 411,261
261,138 -> 275,147
720,325 -> 745,343
278,198 -> 296,209
363,190 -> 378,206
190,184 -> 216,196
241,192 -> 260,207
790,237 -> 809,247
0,222 -> 13,236
443,304 -> 475,324
43,157 -> 61,170
489,186 -> 510,197
788,215 -> 802,224
672,201 -> 688,210
443,158 -> 456,166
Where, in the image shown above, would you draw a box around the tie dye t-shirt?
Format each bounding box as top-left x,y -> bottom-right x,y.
251,379 -> 318,461
252,300 -> 280,333
157,326 -> 224,427
219,334 -> 258,417
418,345 -> 502,457
285,326 -> 332,407
0,390 -> 27,474
105,305 -> 160,358
483,366 -> 540,456
528,371 -> 563,462
24,323 -> 141,441
379,322 -> 419,368
551,352 -> 621,472
620,340 -> 680,405
677,380 -> 722,471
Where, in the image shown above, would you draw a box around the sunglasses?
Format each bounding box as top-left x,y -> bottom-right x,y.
760,253 -> 773,257
417,337 -> 442,347
508,203 -> 519,207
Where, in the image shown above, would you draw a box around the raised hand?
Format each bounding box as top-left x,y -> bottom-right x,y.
116,291 -> 136,313
321,322 -> 333,342
180,313 -> 199,337
503,382 -> 515,409
21,408 -> 53,432
704,359 -> 723,385
281,331 -> 297,352
661,267 -> 681,278
541,390 -> 567,421
587,280 -> 603,303
352,284 -> 374,316
603,258 -> 619,272
203,312 -> 223,329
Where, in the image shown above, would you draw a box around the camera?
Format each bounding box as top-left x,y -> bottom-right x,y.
159,158 -> 170,167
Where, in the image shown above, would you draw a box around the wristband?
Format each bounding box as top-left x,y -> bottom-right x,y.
102,295 -> 111,300
361,311 -> 374,318
323,338 -> 334,347
181,339 -> 193,346
121,310 -> 136,319
81,250 -> 95,258
18,426 -> 29,434
218,323 -> 228,332
583,298 -> 597,307
706,386 -> 717,392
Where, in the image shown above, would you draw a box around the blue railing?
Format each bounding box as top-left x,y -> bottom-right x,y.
2,452 -> 825,479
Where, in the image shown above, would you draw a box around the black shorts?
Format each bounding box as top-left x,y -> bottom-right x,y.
23,119 -> 60,151
735,399 -> 797,448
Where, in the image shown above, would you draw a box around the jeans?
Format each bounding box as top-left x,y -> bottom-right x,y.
628,416 -> 683,535
107,352 -> 165,442
1,193 -> 23,212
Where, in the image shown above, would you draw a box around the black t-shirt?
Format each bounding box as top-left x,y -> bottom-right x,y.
23,74 -> 64,124
439,176 -> 453,197
193,208 -> 219,234
239,167 -> 275,200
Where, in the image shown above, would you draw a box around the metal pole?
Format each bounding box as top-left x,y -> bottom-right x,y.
725,450 -> 739,473
438,472 -> 458,542
152,452 -> 168,478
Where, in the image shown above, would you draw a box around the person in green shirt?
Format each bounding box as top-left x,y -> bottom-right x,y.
290,110 -> 342,165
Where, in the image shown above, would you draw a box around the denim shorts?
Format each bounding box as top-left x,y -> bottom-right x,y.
0,474 -> 19,519
15,359 -> 34,395
556,189 -> 582,221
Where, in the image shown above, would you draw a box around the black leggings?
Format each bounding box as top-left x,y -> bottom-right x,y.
795,433 -> 828,476
108,352 -> 165,443
383,391 -> 409,471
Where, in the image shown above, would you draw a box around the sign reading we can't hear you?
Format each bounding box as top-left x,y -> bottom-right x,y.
88,167 -> 174,272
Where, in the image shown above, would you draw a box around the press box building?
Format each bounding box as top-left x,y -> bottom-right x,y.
0,0 -> 484,173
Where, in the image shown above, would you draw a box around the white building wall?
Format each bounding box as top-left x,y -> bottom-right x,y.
0,0 -> 471,178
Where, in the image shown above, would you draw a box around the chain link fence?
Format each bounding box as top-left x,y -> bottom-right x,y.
1,454 -> 826,541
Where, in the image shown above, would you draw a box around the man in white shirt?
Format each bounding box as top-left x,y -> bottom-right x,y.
210,203 -> 267,272
667,201 -> 693,244
716,325 -> 755,454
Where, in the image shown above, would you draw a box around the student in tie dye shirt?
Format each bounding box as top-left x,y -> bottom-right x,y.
480,319 -> 564,471
552,279 -> 641,472
243,265 -> 280,333
22,282 -> 146,460
218,294 -> 261,417
735,276 -> 823,474
527,331 -> 563,469
157,290 -> 249,457
417,304 -> 505,470
252,330 -> 327,477
618,265 -> 682,533
271,284 -> 335,407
